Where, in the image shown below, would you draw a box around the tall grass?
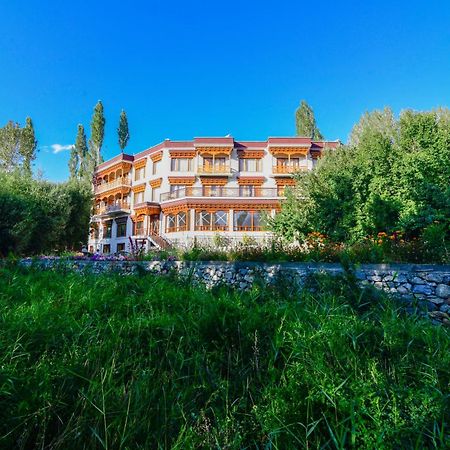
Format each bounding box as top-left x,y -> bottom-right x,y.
0,265 -> 448,449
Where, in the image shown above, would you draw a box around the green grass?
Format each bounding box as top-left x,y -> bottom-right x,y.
0,265 -> 449,449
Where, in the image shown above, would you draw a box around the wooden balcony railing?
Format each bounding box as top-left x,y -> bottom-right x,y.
234,226 -> 265,232
272,165 -> 308,174
94,177 -> 131,194
95,201 -> 130,215
197,164 -> 231,175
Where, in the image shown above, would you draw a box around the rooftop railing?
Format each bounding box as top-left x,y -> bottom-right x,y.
160,187 -> 279,202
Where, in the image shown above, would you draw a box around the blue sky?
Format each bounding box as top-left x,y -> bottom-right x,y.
0,0 -> 449,181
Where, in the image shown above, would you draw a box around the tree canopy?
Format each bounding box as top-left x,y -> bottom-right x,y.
118,109 -> 130,152
273,108 -> 450,243
295,100 -> 324,139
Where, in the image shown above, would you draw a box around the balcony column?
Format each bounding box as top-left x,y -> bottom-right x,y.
189,208 -> 196,232
228,209 -> 234,232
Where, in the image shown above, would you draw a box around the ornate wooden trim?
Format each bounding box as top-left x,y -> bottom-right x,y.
149,178 -> 163,188
150,151 -> 163,162
274,178 -> 296,186
132,183 -> 146,193
237,150 -> 265,159
268,147 -> 309,156
237,176 -> 265,186
199,177 -> 228,186
95,186 -> 130,199
196,146 -> 232,156
133,158 -> 147,169
134,206 -> 161,217
169,150 -> 196,158
97,161 -> 132,178
310,149 -> 322,160
168,176 -> 196,185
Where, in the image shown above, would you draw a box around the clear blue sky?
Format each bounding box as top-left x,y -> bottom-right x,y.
1,0 -> 449,181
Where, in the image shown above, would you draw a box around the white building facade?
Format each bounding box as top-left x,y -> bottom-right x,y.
88,137 -> 339,253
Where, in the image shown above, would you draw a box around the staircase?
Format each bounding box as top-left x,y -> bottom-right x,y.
148,232 -> 173,250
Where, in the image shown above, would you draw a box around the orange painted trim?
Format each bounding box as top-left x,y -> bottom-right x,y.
199,177 -> 228,186
149,177 -> 163,188
96,161 -> 132,178
169,150 -> 196,158
95,186 -> 131,198
196,146 -> 232,156
150,151 -> 163,162
274,178 -> 296,186
168,176 -> 196,185
237,176 -> 265,185
237,150 -> 265,159
133,158 -> 147,169
132,184 -> 146,193
269,147 -> 309,156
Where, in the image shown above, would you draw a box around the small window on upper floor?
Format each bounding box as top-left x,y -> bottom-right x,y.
239,158 -> 261,172
171,158 -> 192,172
152,160 -> 159,175
134,191 -> 144,205
134,167 -> 145,181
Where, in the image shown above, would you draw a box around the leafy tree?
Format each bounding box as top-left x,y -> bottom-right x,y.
68,145 -> 79,179
273,108 -> 450,243
74,124 -> 89,182
20,117 -> 38,175
118,109 -> 130,152
89,100 -> 105,170
295,100 -> 324,139
0,121 -> 22,172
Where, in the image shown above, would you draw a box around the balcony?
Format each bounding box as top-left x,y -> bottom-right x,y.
160,187 -> 280,202
196,164 -> 231,176
272,165 -> 308,175
94,176 -> 131,195
95,201 -> 131,216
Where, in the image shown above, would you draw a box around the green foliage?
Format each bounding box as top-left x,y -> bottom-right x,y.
117,109 -> 130,151
295,100 -> 324,139
0,266 -> 448,448
89,100 -> 105,169
72,124 -> 90,181
274,108 -> 450,245
0,171 -> 92,255
0,118 -> 38,174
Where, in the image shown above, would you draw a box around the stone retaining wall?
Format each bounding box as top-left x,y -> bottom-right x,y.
20,259 -> 450,325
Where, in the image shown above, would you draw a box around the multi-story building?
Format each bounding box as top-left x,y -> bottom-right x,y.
88,136 -> 339,253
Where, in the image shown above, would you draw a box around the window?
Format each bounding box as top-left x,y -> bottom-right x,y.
166,214 -> 176,232
195,211 -> 228,231
234,211 -> 264,231
151,187 -> 157,201
177,212 -> 187,231
89,245 -> 94,253
152,160 -> 159,175
116,222 -> 127,237
239,185 -> 255,197
134,220 -> 144,236
171,158 -> 192,172
134,166 -> 145,181
116,243 -> 125,253
134,191 -> 144,205
103,221 -> 112,238
239,159 -> 261,172
103,244 -> 111,254
202,185 -> 223,197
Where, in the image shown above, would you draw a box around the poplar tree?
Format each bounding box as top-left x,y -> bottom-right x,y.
20,117 -> 38,175
68,145 -> 79,179
117,109 -> 130,152
295,100 -> 324,140
89,100 -> 105,169
74,124 -> 89,182
0,121 -> 21,172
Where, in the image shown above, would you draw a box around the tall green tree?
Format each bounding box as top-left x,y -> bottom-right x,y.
89,100 -> 105,170
295,100 -> 324,140
0,121 -> 21,172
68,145 -> 79,179
117,109 -> 130,152
20,117 -> 38,175
74,124 -> 89,182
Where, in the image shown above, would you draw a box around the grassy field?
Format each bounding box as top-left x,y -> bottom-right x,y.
0,265 -> 449,449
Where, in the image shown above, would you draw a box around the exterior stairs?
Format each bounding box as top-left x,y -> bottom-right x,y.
148,232 -> 173,250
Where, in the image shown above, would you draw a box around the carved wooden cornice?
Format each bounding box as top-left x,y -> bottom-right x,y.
237,176 -> 265,186
133,158 -> 147,169
149,178 -> 163,188
96,161 -> 132,178
150,151 -> 163,162
237,150 -> 265,159
169,150 -> 196,158
196,146 -> 233,156
168,176 -> 196,185
268,147 -> 309,156
199,177 -> 228,186
132,183 -> 146,193
274,178 -> 297,186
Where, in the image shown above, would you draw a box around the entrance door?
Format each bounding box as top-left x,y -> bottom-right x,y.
149,215 -> 160,235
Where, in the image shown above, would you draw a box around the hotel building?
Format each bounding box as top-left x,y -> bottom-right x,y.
88,136 -> 339,253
